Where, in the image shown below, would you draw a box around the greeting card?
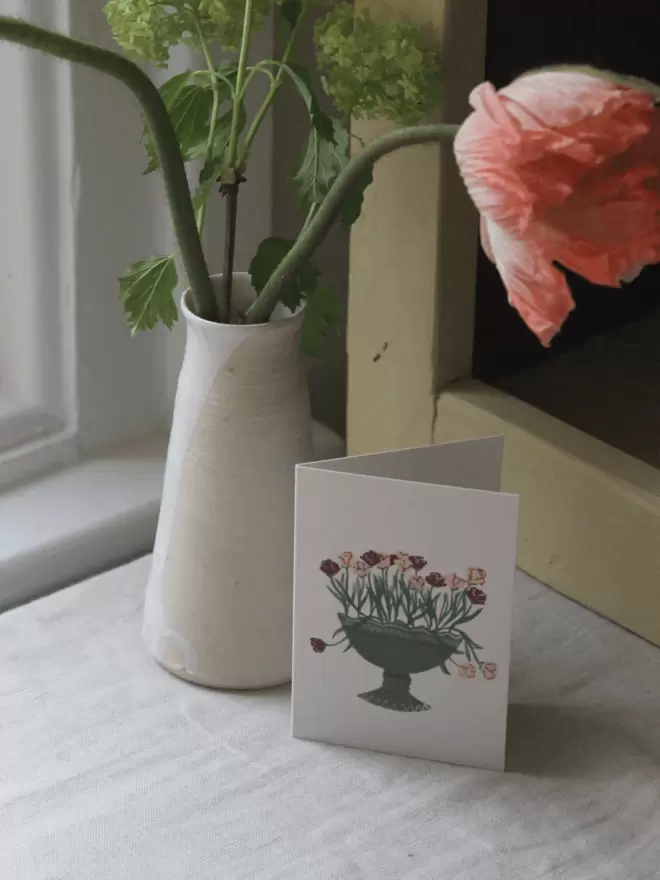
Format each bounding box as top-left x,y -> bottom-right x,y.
291,437 -> 519,771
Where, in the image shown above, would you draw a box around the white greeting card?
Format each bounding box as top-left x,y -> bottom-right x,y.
291,437 -> 519,771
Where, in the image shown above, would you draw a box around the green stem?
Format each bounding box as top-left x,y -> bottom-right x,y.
221,0 -> 253,319
245,123 -> 460,324
227,0 -> 253,170
301,202 -> 318,233
0,15 -> 218,322
191,11 -> 221,236
238,6 -> 307,167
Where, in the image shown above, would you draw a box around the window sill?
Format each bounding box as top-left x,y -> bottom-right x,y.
0,422 -> 344,611
0,434 -> 168,611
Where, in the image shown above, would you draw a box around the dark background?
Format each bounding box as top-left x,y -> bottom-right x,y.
474,0 -> 660,380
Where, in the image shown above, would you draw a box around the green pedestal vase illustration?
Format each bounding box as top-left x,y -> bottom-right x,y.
311,553 -> 497,712
339,615 -> 463,711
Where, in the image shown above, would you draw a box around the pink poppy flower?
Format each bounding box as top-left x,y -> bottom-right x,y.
408,575 -> 425,591
443,573 -> 468,591
338,552 -> 354,567
353,560 -> 370,577
467,567 -> 486,586
482,662 -> 497,680
458,663 -> 477,679
454,68 -> 660,345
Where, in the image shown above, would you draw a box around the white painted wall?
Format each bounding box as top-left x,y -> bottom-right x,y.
0,0 -> 274,475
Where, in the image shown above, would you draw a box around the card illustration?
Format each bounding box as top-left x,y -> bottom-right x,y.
310,551 -> 496,712
291,436 -> 518,770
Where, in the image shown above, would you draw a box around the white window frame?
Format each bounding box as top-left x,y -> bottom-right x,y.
0,0 -> 274,607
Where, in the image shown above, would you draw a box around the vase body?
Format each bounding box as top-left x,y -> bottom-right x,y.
143,275 -> 312,688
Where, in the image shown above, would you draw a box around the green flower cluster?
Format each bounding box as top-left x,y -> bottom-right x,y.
315,4 -> 441,126
104,0 -> 274,66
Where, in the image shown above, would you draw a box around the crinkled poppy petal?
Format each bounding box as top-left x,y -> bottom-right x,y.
485,220 -> 575,345
501,71 -> 655,161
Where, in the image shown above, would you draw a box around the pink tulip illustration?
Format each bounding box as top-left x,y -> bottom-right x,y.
482,662 -> 497,681
312,553 -> 492,711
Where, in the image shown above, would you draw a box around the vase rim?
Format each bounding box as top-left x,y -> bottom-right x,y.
182,272 -> 303,331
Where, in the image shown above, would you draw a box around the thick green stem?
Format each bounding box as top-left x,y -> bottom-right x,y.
0,15 -> 218,322
245,123 -> 460,324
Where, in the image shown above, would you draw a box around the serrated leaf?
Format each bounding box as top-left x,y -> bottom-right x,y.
283,63 -> 336,143
294,120 -> 373,227
340,165 -> 373,226
144,71 -> 229,173
279,0 -> 304,27
118,256 -> 178,332
249,237 -> 320,313
301,284 -> 343,357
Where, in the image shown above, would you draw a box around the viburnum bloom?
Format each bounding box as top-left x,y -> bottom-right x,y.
454,68 -> 660,344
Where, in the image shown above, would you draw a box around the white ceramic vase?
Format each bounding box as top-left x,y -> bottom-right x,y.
143,274 -> 313,688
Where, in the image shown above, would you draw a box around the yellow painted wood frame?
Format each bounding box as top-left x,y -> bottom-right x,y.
347,0 -> 660,645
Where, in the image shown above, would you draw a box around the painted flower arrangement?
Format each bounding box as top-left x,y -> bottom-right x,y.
310,551 -> 496,711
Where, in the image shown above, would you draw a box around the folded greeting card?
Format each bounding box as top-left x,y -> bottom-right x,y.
291,437 -> 519,771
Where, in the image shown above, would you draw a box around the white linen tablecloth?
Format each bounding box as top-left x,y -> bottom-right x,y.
1,556 -> 659,879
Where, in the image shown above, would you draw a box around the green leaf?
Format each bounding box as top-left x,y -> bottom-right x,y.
279,0 -> 304,28
301,284 -> 343,357
118,256 -> 178,332
339,165 -> 373,226
283,63 -> 336,143
294,119 -> 372,226
249,237 -> 320,312
144,71 -> 227,173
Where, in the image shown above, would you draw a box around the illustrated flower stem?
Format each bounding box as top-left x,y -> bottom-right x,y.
0,16 -> 218,322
